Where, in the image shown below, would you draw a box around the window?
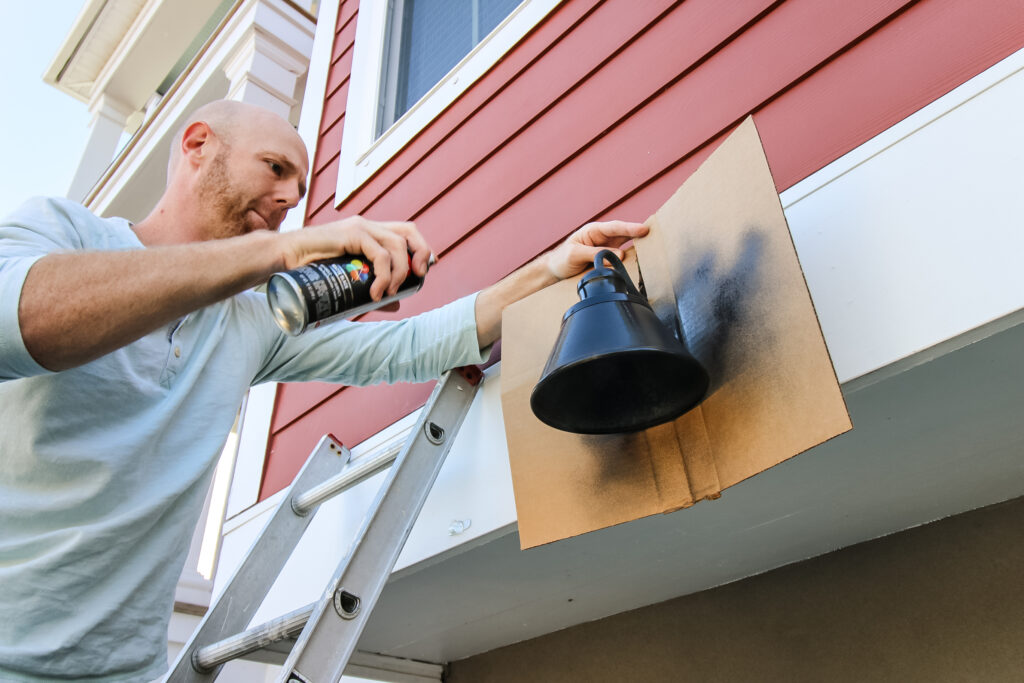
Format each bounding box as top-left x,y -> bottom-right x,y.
336,0 -> 562,204
377,0 -> 523,134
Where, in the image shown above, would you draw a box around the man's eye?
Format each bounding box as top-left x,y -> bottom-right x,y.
267,161 -> 283,176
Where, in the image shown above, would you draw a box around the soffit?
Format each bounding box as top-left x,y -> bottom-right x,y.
45,0 -> 146,104
45,0 -> 226,112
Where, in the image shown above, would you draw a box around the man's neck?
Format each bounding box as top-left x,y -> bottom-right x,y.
133,197 -> 203,247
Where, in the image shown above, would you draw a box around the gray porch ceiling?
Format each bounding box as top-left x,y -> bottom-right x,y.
355,314 -> 1024,664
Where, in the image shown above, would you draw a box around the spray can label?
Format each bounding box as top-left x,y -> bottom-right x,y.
266,254 -> 427,335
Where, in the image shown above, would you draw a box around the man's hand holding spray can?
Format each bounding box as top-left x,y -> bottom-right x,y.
267,252 -> 434,335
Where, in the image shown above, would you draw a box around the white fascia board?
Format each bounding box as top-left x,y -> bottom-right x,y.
335,0 -> 563,206
780,45 -> 1024,385
44,0 -> 139,103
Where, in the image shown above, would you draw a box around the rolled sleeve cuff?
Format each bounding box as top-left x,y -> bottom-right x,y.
450,291 -> 492,368
0,254 -> 54,381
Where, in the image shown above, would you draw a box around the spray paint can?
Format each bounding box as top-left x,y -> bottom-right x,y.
266,253 -> 431,335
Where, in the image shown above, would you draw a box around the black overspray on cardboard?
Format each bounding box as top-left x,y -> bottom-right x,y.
500,117 -> 851,549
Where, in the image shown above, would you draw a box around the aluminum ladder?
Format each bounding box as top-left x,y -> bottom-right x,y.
166,366 -> 483,682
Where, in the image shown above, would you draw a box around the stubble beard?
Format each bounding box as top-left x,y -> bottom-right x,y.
198,147 -> 257,240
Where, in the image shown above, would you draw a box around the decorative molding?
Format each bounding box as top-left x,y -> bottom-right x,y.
85,0 -> 315,213
223,30 -> 307,114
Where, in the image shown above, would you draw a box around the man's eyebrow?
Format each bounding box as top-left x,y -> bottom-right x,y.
261,151 -> 307,199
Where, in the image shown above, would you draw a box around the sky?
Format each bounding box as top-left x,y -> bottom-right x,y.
1,3 -> 93,216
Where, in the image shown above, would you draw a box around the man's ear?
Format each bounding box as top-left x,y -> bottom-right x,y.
180,121 -> 214,169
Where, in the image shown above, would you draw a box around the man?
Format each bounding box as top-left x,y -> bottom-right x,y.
0,100 -> 646,682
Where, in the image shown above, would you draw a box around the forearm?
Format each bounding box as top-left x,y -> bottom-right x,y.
18,231 -> 283,371
474,254 -> 558,349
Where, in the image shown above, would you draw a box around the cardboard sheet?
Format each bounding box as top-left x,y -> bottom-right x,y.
501,117 -> 851,549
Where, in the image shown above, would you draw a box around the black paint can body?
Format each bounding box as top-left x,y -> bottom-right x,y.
266,254 -> 428,335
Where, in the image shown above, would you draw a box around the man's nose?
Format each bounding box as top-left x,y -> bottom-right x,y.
276,179 -> 302,209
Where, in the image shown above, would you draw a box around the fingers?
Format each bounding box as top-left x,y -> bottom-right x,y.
366,221 -> 413,298
576,220 -> 649,248
345,217 -> 429,300
542,219 -> 646,281
358,235 -> 394,301
402,226 -> 432,277
281,216 -> 432,301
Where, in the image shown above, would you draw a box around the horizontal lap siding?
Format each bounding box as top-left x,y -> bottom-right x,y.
258,0 -> 1024,500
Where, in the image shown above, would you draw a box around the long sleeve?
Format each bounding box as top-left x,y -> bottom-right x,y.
251,292 -> 490,385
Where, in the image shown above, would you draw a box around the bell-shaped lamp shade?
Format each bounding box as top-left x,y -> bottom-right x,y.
530,250 -> 709,434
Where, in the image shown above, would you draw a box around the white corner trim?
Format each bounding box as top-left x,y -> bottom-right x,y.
226,0 -> 340,519
335,0 -> 563,206
281,0 -> 341,235
226,383 -> 275,519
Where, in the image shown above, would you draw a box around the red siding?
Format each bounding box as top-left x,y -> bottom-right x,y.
258,0 -> 1024,500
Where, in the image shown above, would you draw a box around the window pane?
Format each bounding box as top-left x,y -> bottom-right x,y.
379,0 -> 523,135
397,0 -> 474,117
479,0 -> 522,36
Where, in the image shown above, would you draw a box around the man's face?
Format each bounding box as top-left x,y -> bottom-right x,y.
197,115 -> 309,240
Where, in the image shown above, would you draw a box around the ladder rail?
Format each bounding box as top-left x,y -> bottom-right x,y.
166,435 -> 351,682
188,441 -> 410,670
279,369 -> 480,682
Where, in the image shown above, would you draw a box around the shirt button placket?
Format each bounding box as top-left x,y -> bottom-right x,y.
162,318 -> 187,388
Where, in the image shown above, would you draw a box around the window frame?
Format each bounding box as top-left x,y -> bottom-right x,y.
335,0 -> 562,205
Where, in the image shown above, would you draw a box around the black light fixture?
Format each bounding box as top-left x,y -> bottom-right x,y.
530,250 -> 709,434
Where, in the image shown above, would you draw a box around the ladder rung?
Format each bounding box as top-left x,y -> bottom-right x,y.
291,441 -> 402,516
196,611 -> 445,683
194,441 -> 406,672
193,604 -> 315,672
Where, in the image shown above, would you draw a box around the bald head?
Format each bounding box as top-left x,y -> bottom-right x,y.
149,99 -> 310,240
167,100 -> 306,180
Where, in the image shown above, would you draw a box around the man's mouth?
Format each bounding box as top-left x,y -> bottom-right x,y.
248,209 -> 272,231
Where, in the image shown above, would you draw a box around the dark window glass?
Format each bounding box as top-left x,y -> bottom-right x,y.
378,0 -> 522,136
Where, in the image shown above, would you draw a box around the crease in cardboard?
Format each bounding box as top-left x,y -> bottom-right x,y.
673,408 -> 720,505
500,116 -> 851,550
642,421 -> 692,513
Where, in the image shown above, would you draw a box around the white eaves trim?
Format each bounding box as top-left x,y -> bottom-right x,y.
779,45 -> 1024,386
335,0 -> 563,206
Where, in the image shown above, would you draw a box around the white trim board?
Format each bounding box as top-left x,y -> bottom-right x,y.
335,0 -> 563,205
227,0 -> 341,519
780,45 -> 1024,383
